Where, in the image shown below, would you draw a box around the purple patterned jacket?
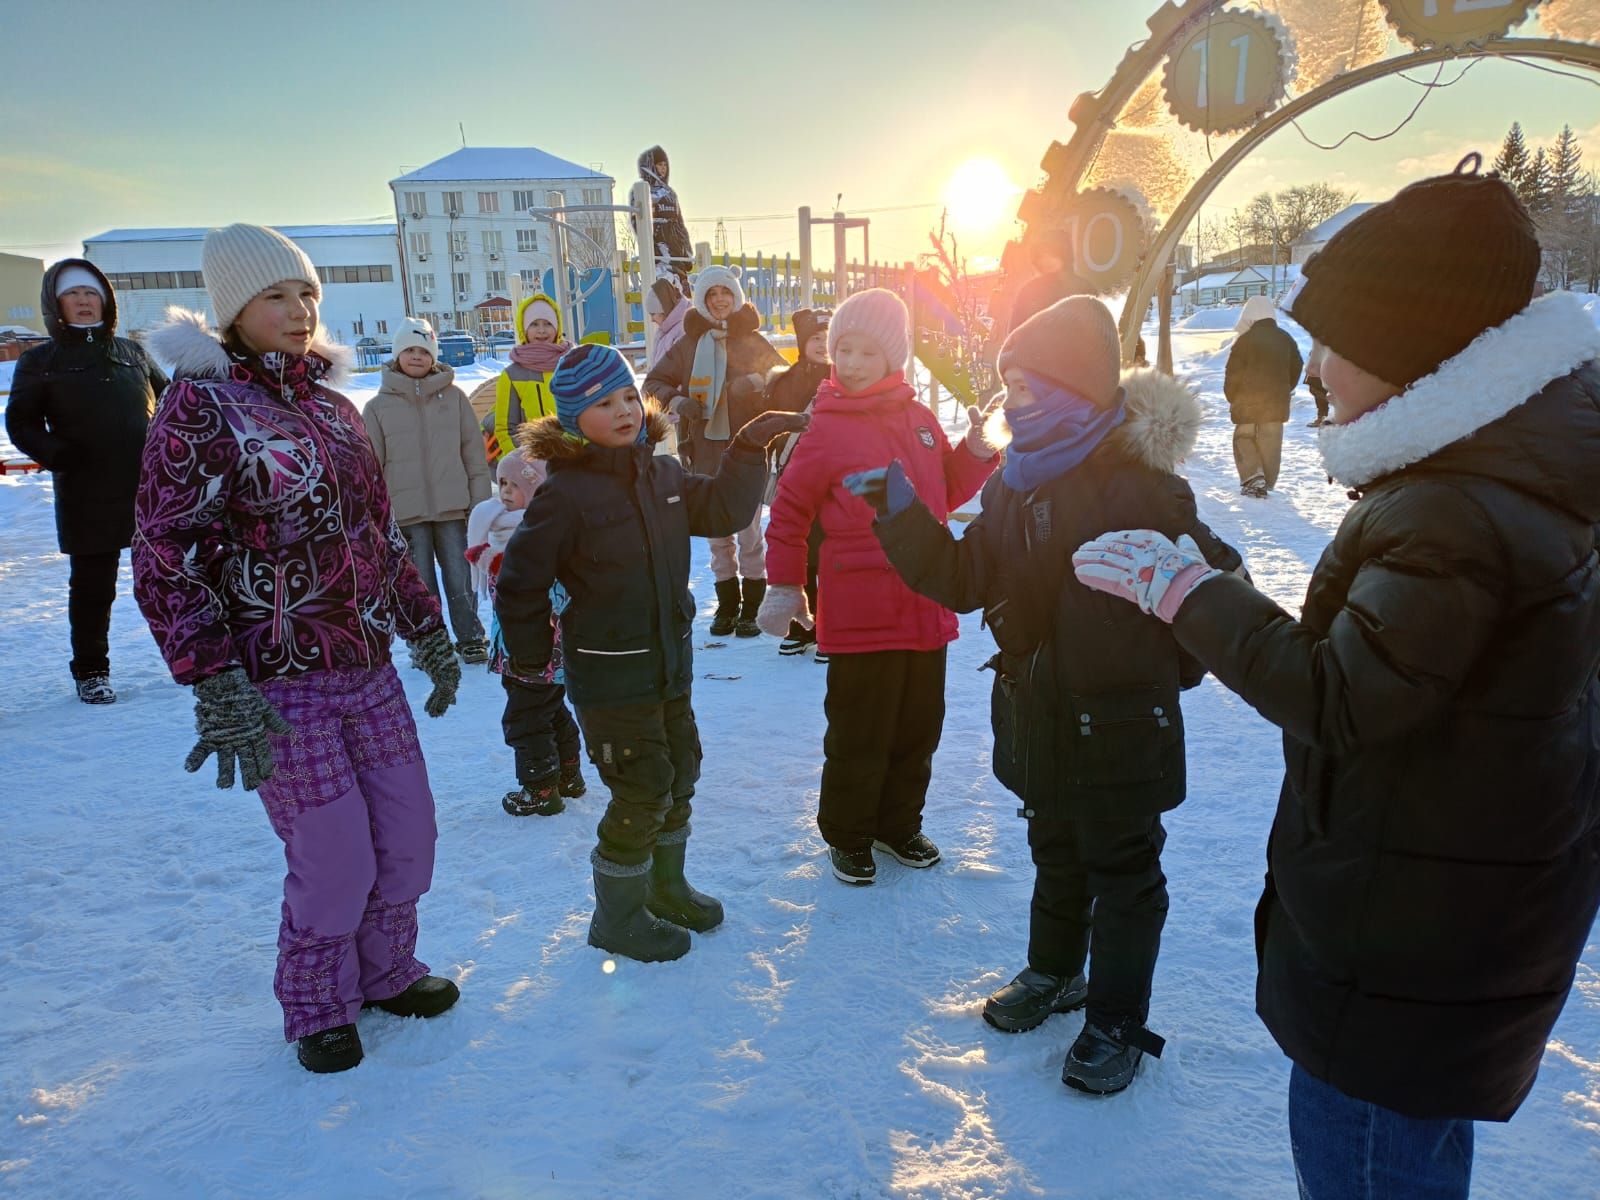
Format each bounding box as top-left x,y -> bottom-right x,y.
134,310 -> 442,685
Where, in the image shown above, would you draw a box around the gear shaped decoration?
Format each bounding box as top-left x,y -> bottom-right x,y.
1036,186 -> 1153,294
1163,7 -> 1296,135
1381,0 -> 1537,51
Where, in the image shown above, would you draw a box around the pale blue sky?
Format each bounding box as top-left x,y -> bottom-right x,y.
2,0 -> 1595,269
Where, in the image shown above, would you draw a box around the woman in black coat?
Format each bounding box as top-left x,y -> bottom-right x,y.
5,259 -> 166,702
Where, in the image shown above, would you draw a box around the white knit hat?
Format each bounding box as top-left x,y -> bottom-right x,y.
54,265 -> 107,300
827,288 -> 909,371
201,223 -> 321,329
392,316 -> 438,359
692,264 -> 745,320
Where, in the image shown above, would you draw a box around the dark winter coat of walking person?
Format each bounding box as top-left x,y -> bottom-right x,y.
133,224 -> 464,1076
758,289 -> 999,886
864,297 -> 1241,1095
643,264 -> 785,636
5,259 -> 166,703
638,146 -> 693,288
494,343 -> 806,963
1224,295 -> 1303,497
364,317 -> 492,661
1073,159 -> 1600,1198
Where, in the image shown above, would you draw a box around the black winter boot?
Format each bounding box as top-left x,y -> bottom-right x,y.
735,577 -> 767,638
503,772 -> 564,816
709,578 -> 742,637
982,968 -> 1088,1032
645,827 -> 724,932
364,975 -> 461,1018
558,757 -> 587,798
297,1023 -> 363,1073
1061,1019 -> 1165,1095
588,852 -> 691,962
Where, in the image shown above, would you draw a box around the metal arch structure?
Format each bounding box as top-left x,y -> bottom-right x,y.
1007,0 -> 1600,363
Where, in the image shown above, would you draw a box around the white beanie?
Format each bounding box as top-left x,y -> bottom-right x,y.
202,223 -> 322,329
522,298 -> 559,334
1236,293 -> 1277,331
54,265 -> 107,300
691,264 -> 745,320
827,288 -> 910,372
392,316 -> 438,359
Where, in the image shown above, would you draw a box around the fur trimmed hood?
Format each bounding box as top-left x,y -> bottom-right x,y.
145,306 -> 351,384
1319,292 -> 1600,490
1108,367 -> 1201,474
518,406 -> 671,462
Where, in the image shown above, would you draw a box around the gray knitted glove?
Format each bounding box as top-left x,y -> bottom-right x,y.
185,667 -> 291,791
407,627 -> 461,718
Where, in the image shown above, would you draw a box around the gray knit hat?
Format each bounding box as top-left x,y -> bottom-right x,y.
202,223 -> 321,330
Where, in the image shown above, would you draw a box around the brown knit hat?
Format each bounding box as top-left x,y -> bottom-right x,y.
1289,153 -> 1539,389
997,294 -> 1122,409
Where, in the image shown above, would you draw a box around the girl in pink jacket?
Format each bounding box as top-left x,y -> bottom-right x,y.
758,289 -> 998,885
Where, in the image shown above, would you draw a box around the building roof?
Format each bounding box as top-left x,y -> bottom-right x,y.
86,224 -> 397,243
391,147 -> 612,185
1183,266 -> 1269,291
1296,203 -> 1377,247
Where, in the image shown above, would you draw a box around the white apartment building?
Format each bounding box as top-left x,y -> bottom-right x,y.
389,147 -> 615,336
83,225 -> 404,345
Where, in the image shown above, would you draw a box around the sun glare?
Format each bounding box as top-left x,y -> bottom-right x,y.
943,158 -> 1020,233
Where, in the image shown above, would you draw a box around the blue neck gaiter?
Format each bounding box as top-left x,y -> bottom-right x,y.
1001,372 -> 1126,491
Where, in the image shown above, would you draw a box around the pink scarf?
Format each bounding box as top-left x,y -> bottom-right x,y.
510,339 -> 572,372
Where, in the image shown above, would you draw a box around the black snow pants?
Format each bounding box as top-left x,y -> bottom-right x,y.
501,676 -> 582,785
576,691 -> 702,867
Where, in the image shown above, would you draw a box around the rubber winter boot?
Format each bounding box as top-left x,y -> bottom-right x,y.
297,1023 -> 363,1073
982,968 -> 1088,1033
1061,1019 -> 1166,1095
735,577 -> 767,638
709,578 -> 742,637
364,975 -> 461,1018
588,853 -> 691,962
644,828 -> 724,932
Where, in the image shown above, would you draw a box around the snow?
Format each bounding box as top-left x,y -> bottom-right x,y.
2,312 -> 1597,1198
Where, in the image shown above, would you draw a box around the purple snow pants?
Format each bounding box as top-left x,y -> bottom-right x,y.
256,664 -> 437,1041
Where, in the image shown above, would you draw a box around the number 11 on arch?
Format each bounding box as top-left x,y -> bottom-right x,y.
1191,32 -> 1252,109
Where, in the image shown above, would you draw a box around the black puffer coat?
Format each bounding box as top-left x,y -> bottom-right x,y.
6,259 -> 167,555
1175,293 -> 1600,1121
495,411 -> 766,709
638,147 -> 693,283
876,370 -> 1241,820
1223,317 -> 1302,424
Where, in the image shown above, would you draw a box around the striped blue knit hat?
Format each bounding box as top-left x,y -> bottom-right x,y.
549,343 -> 637,434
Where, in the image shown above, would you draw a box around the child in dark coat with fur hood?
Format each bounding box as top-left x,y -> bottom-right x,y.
858,296 -> 1241,1097
494,344 -> 806,963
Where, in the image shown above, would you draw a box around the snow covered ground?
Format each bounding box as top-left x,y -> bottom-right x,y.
2,318 -> 1598,1199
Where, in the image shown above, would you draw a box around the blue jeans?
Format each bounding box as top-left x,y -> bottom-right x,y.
1289,1064 -> 1473,1199
401,519 -> 484,646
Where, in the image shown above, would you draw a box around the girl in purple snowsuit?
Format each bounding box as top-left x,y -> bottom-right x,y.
133,224 -> 464,1074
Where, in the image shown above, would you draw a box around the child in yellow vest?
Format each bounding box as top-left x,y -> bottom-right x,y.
489,293 -> 571,464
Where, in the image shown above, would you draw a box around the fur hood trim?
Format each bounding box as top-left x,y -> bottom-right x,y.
1108,367 -> 1201,474
1319,292 -> 1600,489
146,306 -> 351,385
519,405 -> 670,461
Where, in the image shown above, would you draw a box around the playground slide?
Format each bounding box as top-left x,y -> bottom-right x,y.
913,337 -> 980,408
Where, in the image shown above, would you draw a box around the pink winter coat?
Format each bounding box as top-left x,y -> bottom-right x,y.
650,296 -> 692,366
766,371 -> 997,654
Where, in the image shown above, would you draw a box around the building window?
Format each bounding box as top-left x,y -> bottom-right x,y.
315,265 -> 395,284
545,189 -> 567,208
481,230 -> 503,255
408,231 -> 431,257
104,271 -> 206,290
450,230 -> 468,255
512,189 -> 537,212
352,318 -> 364,335
487,270 -> 507,293
442,191 -> 464,218
414,273 -> 435,297
582,187 -> 605,206
376,319 -> 388,335
453,271 -> 472,298
477,191 -> 500,213
519,269 -> 537,290
516,228 -> 539,253
403,191 -> 427,218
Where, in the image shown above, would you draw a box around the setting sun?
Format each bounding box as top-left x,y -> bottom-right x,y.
942,157 -> 1021,234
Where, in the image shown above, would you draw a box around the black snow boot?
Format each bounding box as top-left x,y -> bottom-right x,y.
982,968 -> 1088,1033
588,852 -> 691,962
558,757 -> 587,799
709,578 -> 742,637
297,1023 -> 363,1073
1061,1019 -> 1165,1095
503,772 -> 564,817
735,577 -> 767,638
645,827 -> 724,932
779,622 -> 815,655
75,673 -> 116,705
364,975 -> 461,1019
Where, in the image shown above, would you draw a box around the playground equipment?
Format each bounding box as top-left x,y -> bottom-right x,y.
1000,0 -> 1600,370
